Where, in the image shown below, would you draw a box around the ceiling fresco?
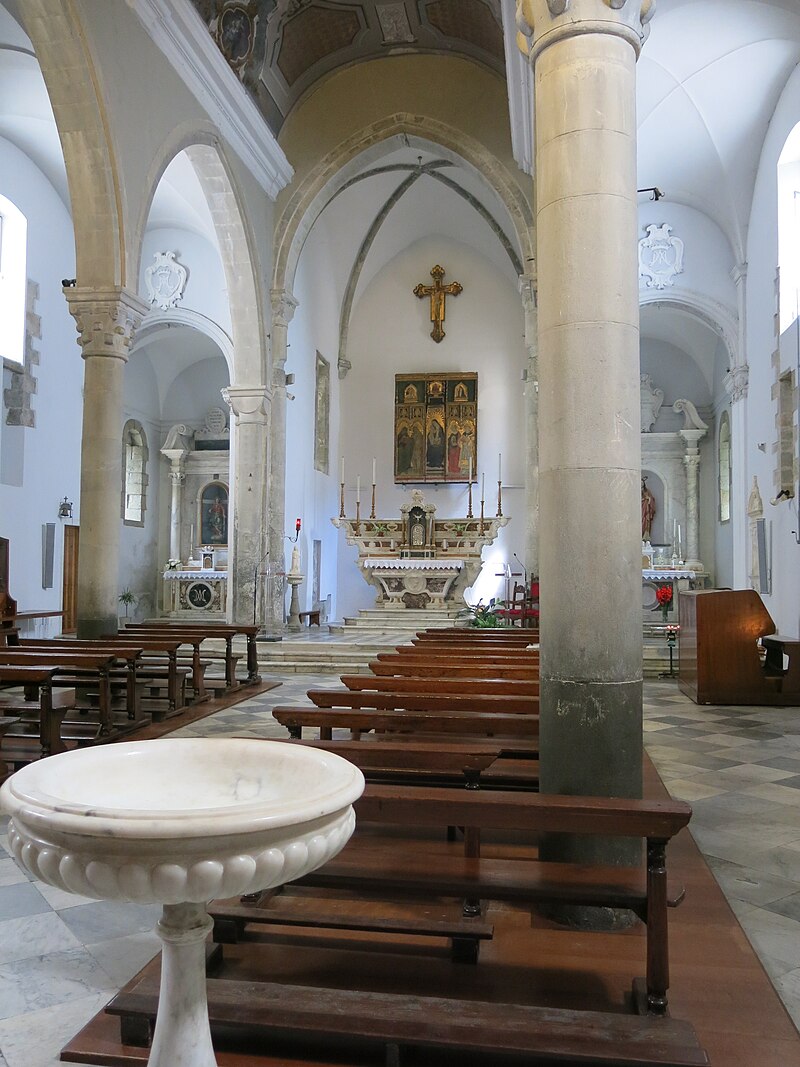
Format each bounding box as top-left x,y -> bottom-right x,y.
190,0 -> 506,134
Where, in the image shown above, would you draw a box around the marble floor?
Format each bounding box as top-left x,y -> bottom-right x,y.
0,675 -> 798,1065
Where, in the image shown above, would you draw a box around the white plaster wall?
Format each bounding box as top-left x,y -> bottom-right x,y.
161,355 -> 230,426
285,212 -> 343,619
0,135 -> 79,632
745,63 -> 800,634
139,227 -> 232,337
335,235 -> 526,621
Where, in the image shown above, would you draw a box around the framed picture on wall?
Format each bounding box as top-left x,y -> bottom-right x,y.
394,373 -> 477,483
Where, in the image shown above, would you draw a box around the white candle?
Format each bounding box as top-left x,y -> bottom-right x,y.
372,457 -> 376,485
341,457 -> 345,484
190,524 -> 194,547
481,473 -> 485,500
498,453 -> 502,483
356,475 -> 361,503
468,457 -> 473,483
677,524 -> 682,556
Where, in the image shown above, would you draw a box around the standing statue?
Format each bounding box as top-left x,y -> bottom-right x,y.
641,477 -> 656,540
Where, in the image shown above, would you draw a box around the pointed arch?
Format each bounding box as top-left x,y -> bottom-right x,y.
272,113 -> 535,295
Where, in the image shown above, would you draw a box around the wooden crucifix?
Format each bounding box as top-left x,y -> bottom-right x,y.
413,264 -> 463,343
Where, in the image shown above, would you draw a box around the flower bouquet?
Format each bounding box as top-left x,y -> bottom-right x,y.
655,584 -> 673,622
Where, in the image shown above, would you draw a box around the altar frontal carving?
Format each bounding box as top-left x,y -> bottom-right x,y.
395,372 -> 477,483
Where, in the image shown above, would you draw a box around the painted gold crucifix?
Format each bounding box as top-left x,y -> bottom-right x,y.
413,264 -> 463,343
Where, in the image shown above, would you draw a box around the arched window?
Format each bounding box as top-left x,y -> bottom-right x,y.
778,123 -> 800,335
718,411 -> 731,523
0,193 -> 27,366
122,420 -> 148,526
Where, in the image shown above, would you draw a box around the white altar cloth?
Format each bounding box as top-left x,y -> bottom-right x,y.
163,570 -> 228,580
642,568 -> 695,580
361,558 -> 464,570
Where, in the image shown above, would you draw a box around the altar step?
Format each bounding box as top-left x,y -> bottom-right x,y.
337,607 -> 465,633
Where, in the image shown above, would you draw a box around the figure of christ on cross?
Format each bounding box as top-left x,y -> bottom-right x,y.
413,264 -> 463,343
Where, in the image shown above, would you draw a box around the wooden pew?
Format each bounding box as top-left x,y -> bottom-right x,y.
301,784 -> 691,1016
0,650 -> 115,737
341,674 -> 539,696
107,976 -> 708,1066
125,621 -> 261,684
272,705 -> 539,743
19,641 -> 145,722
414,630 -> 539,643
0,665 -> 75,760
306,688 -> 537,715
370,659 -> 537,680
119,628 -> 214,698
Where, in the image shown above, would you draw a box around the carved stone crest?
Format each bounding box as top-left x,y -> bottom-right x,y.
638,224 -> 685,291
145,252 -> 188,310
376,3 -> 415,43
640,374 -> 664,432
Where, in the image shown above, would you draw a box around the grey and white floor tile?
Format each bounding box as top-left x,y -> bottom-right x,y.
0,671 -> 799,1064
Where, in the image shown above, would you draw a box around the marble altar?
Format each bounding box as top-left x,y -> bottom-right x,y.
332,489 -> 508,610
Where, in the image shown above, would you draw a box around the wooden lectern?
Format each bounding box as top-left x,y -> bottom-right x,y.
679,589 -> 800,706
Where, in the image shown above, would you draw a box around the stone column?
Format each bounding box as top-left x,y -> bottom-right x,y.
517,0 -> 654,863
520,272 -> 539,578
222,385 -> 271,625
679,432 -> 703,570
65,287 -> 148,638
160,454 -> 188,561
727,262 -> 749,588
264,289 -> 298,637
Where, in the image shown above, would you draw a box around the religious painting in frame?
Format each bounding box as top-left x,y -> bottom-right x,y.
314,351 -> 330,474
199,481 -> 229,546
394,373 -> 477,483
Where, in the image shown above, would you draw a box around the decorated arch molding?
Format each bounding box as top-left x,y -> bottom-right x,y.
22,0 -> 125,286
639,288 -> 740,372
272,112 -> 536,296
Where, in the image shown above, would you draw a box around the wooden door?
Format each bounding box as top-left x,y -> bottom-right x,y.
62,525 -> 79,633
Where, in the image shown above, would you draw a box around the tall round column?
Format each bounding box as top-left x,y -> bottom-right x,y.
264,290 -> 298,637
66,288 -> 148,639
518,0 -> 654,865
520,272 -> 539,577
168,468 -> 185,561
222,386 -> 271,625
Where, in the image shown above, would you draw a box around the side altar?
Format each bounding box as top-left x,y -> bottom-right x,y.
332,489 -> 508,610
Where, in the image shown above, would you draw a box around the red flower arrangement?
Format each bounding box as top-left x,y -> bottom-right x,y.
655,584 -> 673,622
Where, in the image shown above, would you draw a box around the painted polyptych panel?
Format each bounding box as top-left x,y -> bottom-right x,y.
314,351 -> 330,474
394,372 -> 477,482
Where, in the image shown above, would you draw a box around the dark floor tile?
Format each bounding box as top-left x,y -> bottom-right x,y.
764,892 -> 800,923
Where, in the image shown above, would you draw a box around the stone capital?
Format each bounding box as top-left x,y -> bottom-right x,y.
516,0 -> 655,61
270,288 -> 299,328
724,364 -> 749,404
222,384 -> 271,423
65,286 -> 149,362
681,451 -> 702,471
168,470 -> 186,486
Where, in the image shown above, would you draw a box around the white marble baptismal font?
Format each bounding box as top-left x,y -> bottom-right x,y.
0,739 -> 365,1066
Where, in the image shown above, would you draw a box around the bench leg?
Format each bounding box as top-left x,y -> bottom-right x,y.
450,936 -> 480,964
646,837 -> 670,1015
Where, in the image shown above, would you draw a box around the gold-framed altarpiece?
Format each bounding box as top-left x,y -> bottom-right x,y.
394,373 -> 477,483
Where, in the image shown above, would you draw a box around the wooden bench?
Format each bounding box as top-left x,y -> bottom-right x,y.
370,659 -> 537,680
0,665 -> 76,761
341,674 -> 539,696
298,609 -> 321,627
128,621 -> 261,684
106,975 -> 708,1066
301,784 -> 691,1016
273,705 -> 539,742
0,650 -> 116,737
761,632 -> 800,693
306,687 -> 537,715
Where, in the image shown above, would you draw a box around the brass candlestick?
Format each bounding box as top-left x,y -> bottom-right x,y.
339,482 -> 345,518
467,479 -> 473,519
355,498 -> 361,534
496,480 -> 503,518
370,484 -> 376,520
479,496 -> 485,536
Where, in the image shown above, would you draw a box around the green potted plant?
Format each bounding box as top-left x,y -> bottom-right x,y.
118,588 -> 137,625
458,599 -> 507,628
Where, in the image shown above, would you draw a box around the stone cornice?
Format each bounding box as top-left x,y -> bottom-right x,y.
222,384 -> 272,419
270,289 -> 299,329
724,364 -> 749,404
125,0 -> 293,199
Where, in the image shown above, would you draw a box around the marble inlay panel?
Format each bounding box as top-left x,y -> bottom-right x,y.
0,913 -> 81,966
58,900 -> 161,944
0,989 -> 110,1067
0,883 -> 50,921
0,948 -> 115,1021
